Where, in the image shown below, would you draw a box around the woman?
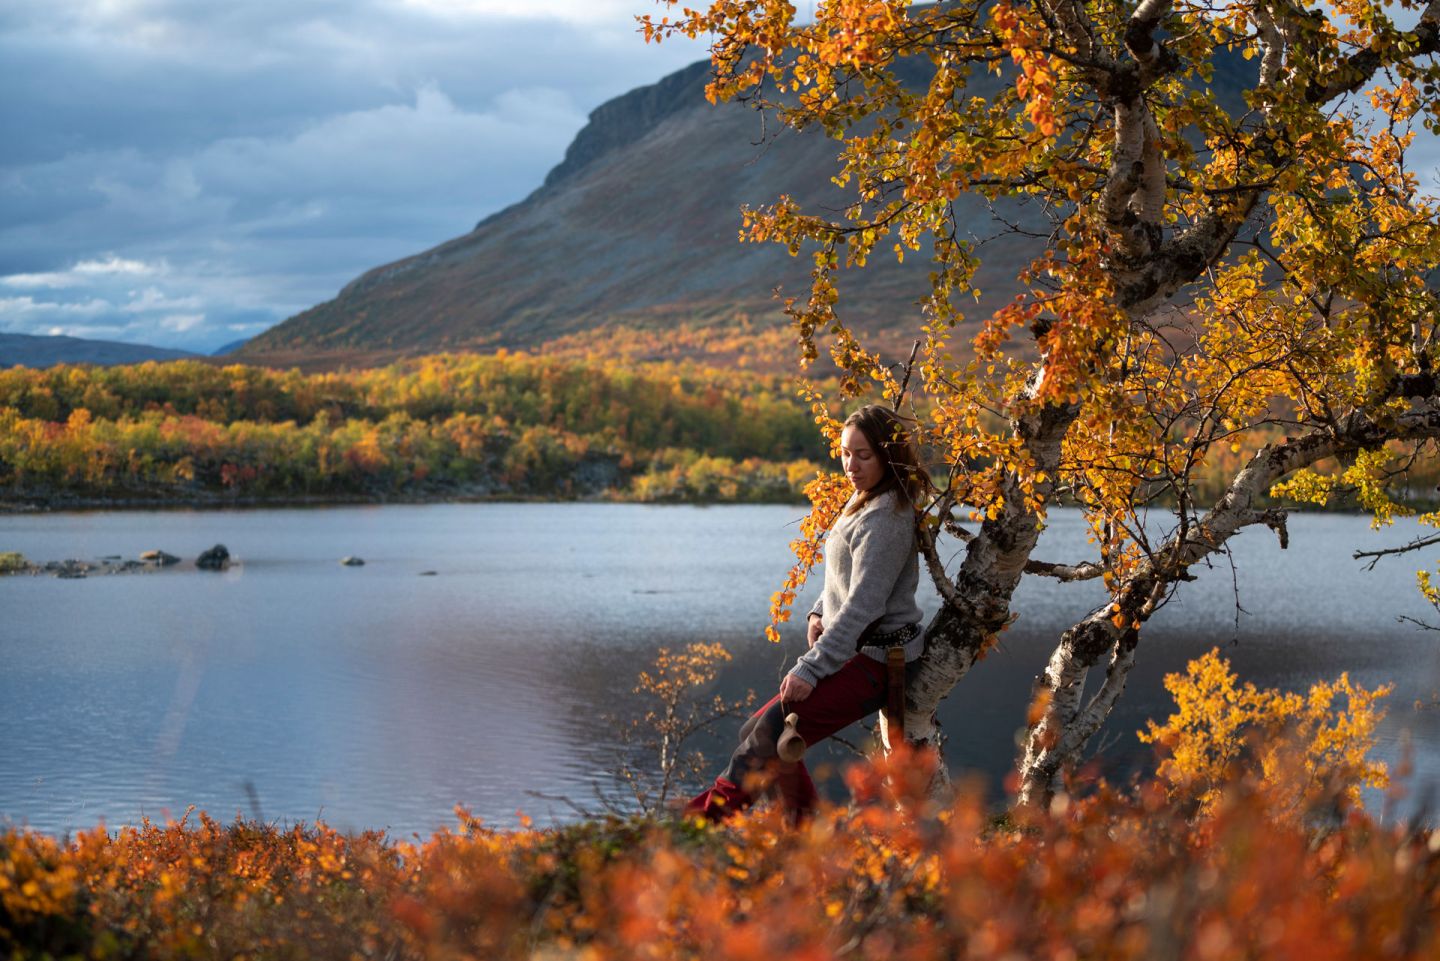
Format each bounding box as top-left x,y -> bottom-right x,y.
684,404 -> 929,823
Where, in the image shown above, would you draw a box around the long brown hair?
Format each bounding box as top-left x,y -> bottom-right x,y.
842,405 -> 931,514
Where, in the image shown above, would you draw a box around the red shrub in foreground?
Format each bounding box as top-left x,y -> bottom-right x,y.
3,752 -> 1438,960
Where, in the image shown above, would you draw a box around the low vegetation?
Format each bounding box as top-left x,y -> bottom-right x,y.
3,649 -> 1426,961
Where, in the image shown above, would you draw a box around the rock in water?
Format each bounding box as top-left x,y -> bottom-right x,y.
340,556 -> 364,566
196,544 -> 230,570
140,550 -> 181,566
51,559 -> 90,579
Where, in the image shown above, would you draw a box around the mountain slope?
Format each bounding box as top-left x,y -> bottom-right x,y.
238,51 -> 1250,366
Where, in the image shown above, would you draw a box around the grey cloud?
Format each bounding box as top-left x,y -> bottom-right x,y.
0,73 -> 591,352
120,288 -> 203,313
192,85 -> 581,208
2,81 -> 586,262
1,257 -> 161,290
0,295 -> 115,318
1,0 -> 708,351
1,1 -> 704,163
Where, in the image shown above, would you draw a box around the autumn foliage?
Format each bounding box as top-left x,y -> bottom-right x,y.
2,652 -> 1432,960
1140,649 -> 1392,815
640,0 -> 1440,807
4,755 -> 1438,960
612,642 -> 756,814
0,352 -> 828,504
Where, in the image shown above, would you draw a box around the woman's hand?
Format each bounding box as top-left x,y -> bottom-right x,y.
780,673 -> 814,703
806,614 -> 824,649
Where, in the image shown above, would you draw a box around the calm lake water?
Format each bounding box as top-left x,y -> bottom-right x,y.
3,503 -> 1439,837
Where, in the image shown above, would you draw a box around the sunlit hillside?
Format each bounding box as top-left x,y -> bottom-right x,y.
0,352 -> 831,507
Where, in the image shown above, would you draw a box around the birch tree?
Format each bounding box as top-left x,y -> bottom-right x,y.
644,0 -> 1440,805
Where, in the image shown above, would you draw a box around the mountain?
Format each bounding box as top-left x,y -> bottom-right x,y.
233,55 -> 1007,367
211,338 -> 251,356
236,51 -> 1252,368
0,333 -> 200,369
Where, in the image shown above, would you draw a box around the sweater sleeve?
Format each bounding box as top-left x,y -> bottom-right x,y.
788,506 -> 914,686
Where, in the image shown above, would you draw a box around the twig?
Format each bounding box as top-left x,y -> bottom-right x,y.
523,789 -> 601,820
1355,531 -> 1440,571
892,340 -> 922,411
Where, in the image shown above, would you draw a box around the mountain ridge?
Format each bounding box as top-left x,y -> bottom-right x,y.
237,47 -> 1252,368
0,332 -> 200,369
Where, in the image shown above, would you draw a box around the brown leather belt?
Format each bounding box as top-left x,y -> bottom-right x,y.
854,621 -> 919,744
884,647 -> 907,744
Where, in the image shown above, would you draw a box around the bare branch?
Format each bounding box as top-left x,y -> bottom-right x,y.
1038,0 -> 1110,68
1135,109 -> 1165,225
1057,632 -> 1139,760
892,340 -> 921,410
1101,99 -> 1151,234
1124,0 -> 1172,67
1024,558 -> 1107,581
918,512 -> 964,609
1355,532 -> 1440,571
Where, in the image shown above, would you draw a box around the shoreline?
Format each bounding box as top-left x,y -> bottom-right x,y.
0,487 -> 811,515
0,488 -> 1411,516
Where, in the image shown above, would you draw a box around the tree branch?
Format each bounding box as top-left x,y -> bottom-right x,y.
1311,0 -> 1440,104
1039,0 -> 1110,68
1057,630 -> 1139,760
1169,401 -> 1440,571
918,514 -> 965,609
1024,558 -> 1107,581
1124,0 -> 1171,67
1101,99 -> 1154,244
1355,532 -> 1440,571
1253,4 -> 1287,94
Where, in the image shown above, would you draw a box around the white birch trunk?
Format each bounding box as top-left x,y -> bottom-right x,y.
883,0 -> 1440,810
1014,401 -> 1440,805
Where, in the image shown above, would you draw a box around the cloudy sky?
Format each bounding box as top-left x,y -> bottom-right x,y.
0,0 -> 714,353
7,3 -> 1440,355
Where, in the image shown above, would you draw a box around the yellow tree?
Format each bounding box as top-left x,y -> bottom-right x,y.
645,0 -> 1440,804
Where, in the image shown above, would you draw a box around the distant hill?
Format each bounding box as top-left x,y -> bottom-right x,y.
237,49 -> 1253,368
211,338 -> 251,356
0,333 -> 199,369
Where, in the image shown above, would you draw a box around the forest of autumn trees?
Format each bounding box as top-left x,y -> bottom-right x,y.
0,334 -> 1366,507
0,352 -> 828,504
643,0 -> 1440,803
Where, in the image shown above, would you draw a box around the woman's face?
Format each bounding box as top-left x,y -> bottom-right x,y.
840,424 -> 884,492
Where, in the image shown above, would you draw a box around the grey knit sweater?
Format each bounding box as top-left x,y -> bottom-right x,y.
789,488 -> 923,687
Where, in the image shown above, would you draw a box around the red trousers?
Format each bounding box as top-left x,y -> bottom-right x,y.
684,653 -> 888,823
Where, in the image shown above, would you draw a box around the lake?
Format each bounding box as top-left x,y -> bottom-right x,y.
2,503 -> 1438,837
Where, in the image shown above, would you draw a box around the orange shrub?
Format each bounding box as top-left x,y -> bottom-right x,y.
4,748 -> 1439,961
1140,648 -> 1391,815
